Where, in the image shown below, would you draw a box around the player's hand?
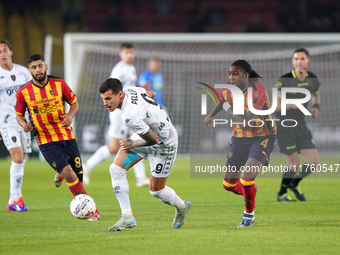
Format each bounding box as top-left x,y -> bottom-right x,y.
311,107 -> 319,119
203,115 -> 213,129
144,82 -> 151,90
23,121 -> 33,132
60,114 -> 72,127
0,130 -> 2,140
119,138 -> 134,150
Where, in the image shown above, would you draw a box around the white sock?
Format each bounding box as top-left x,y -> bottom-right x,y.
85,145 -> 112,171
150,186 -> 186,210
9,161 -> 25,204
109,163 -> 133,217
133,160 -> 147,182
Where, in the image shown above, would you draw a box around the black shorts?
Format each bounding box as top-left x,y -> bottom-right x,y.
226,136 -> 276,170
276,120 -> 316,155
39,139 -> 83,174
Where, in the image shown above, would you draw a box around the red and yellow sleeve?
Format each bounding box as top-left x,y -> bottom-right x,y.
219,88 -> 233,102
15,89 -> 27,115
62,81 -> 77,104
251,85 -> 267,111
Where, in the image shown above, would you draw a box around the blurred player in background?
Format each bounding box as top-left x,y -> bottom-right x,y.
203,60 -> 277,227
138,58 -> 166,109
275,48 -> 321,202
83,43 -> 148,187
15,54 -> 101,221
0,40 -> 32,212
99,78 -> 190,231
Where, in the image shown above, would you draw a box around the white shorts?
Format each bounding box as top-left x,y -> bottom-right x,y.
108,109 -> 131,139
129,133 -> 178,178
0,125 -> 32,153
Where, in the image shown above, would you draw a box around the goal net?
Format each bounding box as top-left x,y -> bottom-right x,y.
64,33 -> 340,156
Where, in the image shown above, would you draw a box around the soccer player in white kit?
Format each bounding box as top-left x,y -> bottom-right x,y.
83,43 -> 148,187
99,78 -> 191,231
0,40 -> 32,211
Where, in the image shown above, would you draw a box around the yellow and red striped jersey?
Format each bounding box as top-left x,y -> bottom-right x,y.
219,81 -> 277,138
15,76 -> 76,145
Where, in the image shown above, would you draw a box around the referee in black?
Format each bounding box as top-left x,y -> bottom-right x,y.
275,48 -> 321,202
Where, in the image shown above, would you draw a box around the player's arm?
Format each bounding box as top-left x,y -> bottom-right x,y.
311,92 -> 320,119
119,127 -> 159,150
145,89 -> 156,99
203,99 -> 224,129
16,114 -> 33,132
61,101 -> 79,127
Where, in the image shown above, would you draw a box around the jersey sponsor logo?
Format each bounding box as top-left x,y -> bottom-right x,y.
32,103 -> 62,115
33,98 -> 56,105
11,75 -> 16,81
6,85 -> 21,96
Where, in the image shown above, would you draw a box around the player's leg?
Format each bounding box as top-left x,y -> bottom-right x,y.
108,147 -> 142,231
39,141 -> 100,220
276,124 -> 299,202
147,147 -> 190,229
3,126 -> 30,212
288,125 -> 319,201
223,137 -> 248,196
82,139 -> 117,185
238,136 -> 275,228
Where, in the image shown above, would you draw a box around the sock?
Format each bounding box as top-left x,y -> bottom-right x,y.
110,163 -> 133,217
278,169 -> 296,195
9,161 -> 25,204
223,179 -> 243,195
240,178 -> 256,213
291,164 -> 313,187
85,145 -> 112,172
150,186 -> 186,210
67,179 -> 87,196
133,160 -> 147,182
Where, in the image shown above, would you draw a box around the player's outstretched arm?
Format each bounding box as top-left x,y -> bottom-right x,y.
203,100 -> 224,129
119,128 -> 159,150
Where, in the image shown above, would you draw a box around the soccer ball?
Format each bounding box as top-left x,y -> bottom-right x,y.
70,194 -> 96,219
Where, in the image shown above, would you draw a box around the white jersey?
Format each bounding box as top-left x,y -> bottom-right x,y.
121,87 -> 177,147
0,64 -> 32,127
110,61 -> 137,88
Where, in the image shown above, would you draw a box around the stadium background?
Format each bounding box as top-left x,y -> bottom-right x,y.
0,0 -> 339,158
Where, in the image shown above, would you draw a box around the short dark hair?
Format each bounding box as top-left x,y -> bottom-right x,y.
0,40 -> 12,51
293,48 -> 310,58
121,42 -> 134,49
27,54 -> 45,66
99,78 -> 123,95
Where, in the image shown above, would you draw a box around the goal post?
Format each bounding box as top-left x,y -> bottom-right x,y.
64,33 -> 340,156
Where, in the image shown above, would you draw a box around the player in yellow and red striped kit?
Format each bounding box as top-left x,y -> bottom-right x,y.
203,59 -> 277,227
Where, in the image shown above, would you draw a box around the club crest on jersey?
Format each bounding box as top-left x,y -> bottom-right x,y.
52,161 -> 57,168
11,75 -> 16,81
11,136 -> 17,143
49,90 -> 55,96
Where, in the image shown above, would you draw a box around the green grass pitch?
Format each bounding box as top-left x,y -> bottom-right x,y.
0,156 -> 339,255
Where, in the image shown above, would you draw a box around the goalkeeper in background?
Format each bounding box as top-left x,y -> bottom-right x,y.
83,43 -> 148,187
275,48 -> 321,202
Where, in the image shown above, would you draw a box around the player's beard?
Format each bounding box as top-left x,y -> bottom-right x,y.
34,71 -> 47,82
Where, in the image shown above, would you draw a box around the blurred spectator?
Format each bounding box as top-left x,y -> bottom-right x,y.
246,15 -> 269,32
188,3 -> 208,32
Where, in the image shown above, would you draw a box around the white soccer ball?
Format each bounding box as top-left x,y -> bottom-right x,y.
70,194 -> 96,219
